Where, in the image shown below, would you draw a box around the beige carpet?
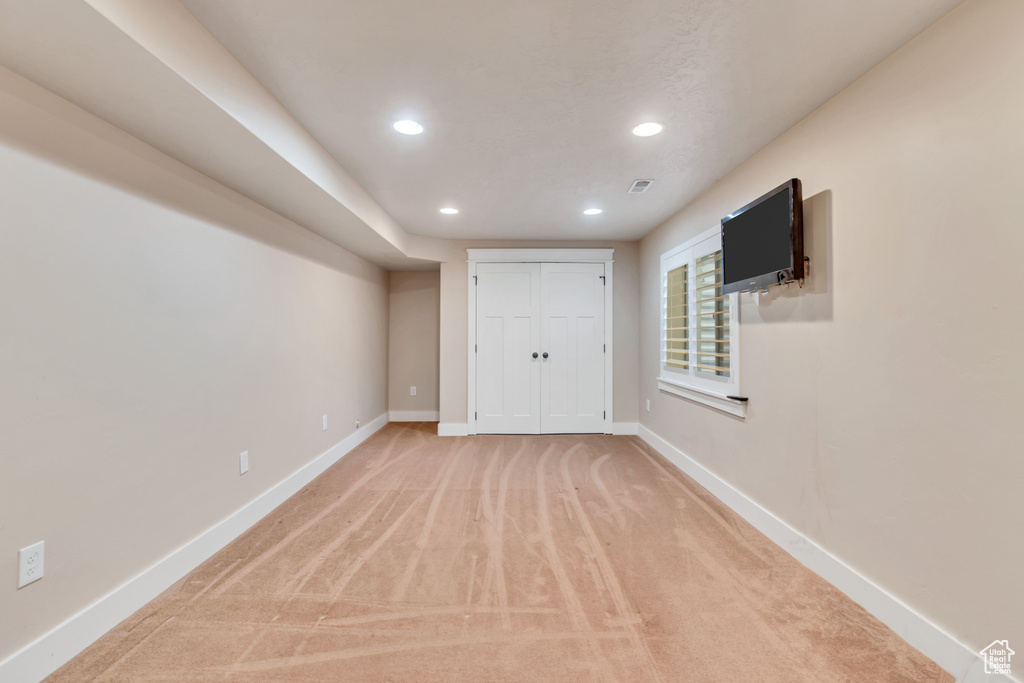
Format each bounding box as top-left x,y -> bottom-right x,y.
48,422 -> 951,682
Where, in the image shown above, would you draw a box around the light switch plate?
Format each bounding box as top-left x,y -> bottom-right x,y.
240,451 -> 249,475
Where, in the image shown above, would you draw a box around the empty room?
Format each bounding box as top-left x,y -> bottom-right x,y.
1,0 -> 1021,681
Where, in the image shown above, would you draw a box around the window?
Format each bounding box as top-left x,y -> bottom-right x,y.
659,226 -> 743,416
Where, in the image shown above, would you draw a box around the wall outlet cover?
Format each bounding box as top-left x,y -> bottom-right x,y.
322,415 -> 328,431
240,451 -> 249,475
18,541 -> 45,588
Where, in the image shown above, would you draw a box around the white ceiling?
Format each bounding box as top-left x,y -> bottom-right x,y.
0,0 -> 962,264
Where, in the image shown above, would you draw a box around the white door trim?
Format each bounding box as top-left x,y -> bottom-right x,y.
467,248 -> 614,263
468,249 -> 614,435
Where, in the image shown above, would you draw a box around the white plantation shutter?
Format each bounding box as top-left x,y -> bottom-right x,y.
659,227 -> 738,399
664,262 -> 689,370
693,249 -> 729,378
660,246 -> 690,375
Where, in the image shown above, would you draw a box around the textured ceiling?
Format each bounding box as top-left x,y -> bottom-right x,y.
0,0 -> 962,260
178,0 -> 962,241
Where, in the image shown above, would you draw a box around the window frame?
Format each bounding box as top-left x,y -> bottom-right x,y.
658,226 -> 746,417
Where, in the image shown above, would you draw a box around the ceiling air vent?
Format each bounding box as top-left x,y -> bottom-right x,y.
628,179 -> 654,193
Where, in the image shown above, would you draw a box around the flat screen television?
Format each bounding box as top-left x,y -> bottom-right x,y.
721,178 -> 804,295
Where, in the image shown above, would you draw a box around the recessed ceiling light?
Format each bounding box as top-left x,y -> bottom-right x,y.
393,120 -> 424,135
440,207 -> 459,214
632,122 -> 664,137
583,208 -> 603,215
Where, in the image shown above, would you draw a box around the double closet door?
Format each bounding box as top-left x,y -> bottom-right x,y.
475,262 -> 606,434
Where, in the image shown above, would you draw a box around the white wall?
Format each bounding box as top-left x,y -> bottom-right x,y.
0,68 -> 389,662
639,0 -> 1023,656
438,239 -> 640,427
388,270 -> 440,417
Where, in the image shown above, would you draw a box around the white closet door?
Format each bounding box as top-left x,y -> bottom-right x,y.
475,263 -> 541,434
540,263 -> 605,433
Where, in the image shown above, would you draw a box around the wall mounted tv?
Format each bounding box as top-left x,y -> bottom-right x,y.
721,178 -> 804,295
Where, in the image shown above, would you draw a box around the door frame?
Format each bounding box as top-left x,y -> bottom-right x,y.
467,249 -> 614,435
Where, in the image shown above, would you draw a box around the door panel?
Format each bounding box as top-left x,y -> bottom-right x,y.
511,316 -> 534,417
475,263 -> 540,434
539,263 -> 605,433
478,316 -> 504,418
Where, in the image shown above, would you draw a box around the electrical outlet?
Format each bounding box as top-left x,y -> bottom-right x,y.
239,451 -> 249,475
322,415 -> 328,431
410,386 -> 417,396
646,399 -> 651,412
18,541 -> 44,588
355,419 -> 360,429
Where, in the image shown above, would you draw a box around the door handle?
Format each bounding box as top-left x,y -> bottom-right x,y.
542,352 -> 549,359
532,352 -> 538,359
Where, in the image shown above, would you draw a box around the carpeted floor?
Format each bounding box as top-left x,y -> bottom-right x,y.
48,422 -> 951,681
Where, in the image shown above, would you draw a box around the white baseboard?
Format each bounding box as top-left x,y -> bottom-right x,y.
636,424 -> 1017,683
436,423 -> 469,437
388,410 -> 439,422
611,422 -> 639,436
0,414 -> 389,683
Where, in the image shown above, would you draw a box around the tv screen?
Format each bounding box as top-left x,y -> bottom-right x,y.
722,179 -> 803,294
